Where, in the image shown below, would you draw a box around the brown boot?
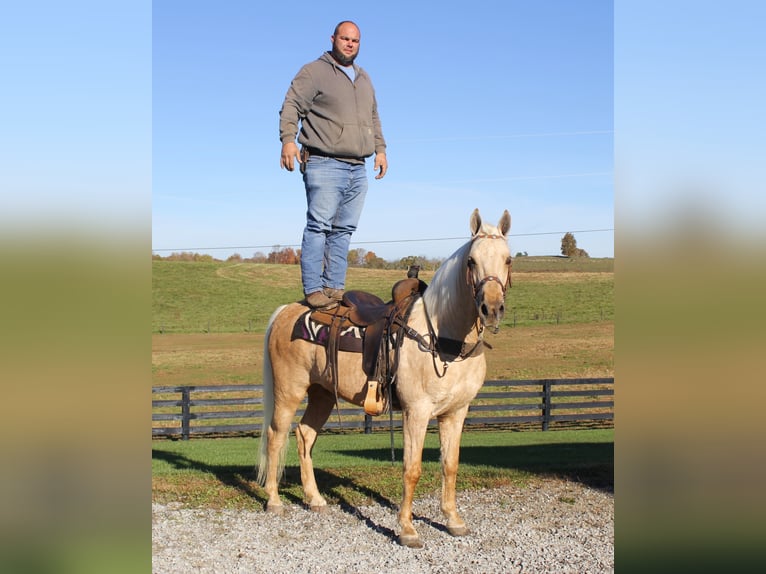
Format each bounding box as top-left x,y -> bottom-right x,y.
305,291 -> 337,309
322,287 -> 345,302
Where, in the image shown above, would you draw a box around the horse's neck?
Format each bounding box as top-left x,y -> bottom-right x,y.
421,306 -> 478,344
420,252 -> 479,341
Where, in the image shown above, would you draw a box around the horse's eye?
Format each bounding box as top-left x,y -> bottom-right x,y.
506,256 -> 512,266
467,257 -> 476,268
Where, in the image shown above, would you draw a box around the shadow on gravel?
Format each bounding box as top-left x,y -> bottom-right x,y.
152,441 -> 611,544
309,469 -> 445,543
152,450 -> 438,544
333,442 -> 614,494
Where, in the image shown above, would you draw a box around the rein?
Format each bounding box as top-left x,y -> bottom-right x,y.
421,300 -> 486,377
397,293 -> 487,379
397,231 -> 510,377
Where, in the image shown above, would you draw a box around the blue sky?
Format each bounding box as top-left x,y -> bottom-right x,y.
1,2 -> 151,233
616,1 -> 766,240
2,2 -> 762,263
152,1 -> 614,261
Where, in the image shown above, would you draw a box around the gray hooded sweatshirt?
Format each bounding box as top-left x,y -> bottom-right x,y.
279,52 -> 386,164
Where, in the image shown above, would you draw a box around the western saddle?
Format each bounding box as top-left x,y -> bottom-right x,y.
307,273 -> 427,416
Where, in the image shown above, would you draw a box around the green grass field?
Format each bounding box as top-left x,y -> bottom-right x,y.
152,428 -> 613,509
152,256 -> 613,333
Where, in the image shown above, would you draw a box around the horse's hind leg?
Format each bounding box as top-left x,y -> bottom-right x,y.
263,391 -> 306,514
295,384 -> 336,512
438,407 -> 470,536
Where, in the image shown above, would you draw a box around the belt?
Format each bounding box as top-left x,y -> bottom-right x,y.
304,147 -> 363,162
305,147 -> 331,158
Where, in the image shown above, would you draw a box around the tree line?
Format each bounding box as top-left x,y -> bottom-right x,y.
151,246 -> 445,271
152,233 -> 589,267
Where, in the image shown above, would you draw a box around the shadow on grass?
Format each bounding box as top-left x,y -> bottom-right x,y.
150,449 -> 399,509
332,442 -> 614,493
151,449 -> 271,506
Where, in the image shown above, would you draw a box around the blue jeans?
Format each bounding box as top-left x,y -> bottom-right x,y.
300,156 -> 368,295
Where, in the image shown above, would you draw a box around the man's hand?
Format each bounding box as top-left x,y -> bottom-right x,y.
373,152 -> 388,179
280,142 -> 301,171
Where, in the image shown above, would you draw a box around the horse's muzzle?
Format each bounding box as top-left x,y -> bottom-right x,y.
476,283 -> 505,334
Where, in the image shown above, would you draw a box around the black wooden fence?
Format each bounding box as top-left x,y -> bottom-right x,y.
152,378 -> 613,439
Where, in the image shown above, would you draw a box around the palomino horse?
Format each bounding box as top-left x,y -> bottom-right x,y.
257,208 -> 512,548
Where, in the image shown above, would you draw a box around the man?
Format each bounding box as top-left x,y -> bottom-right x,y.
279,20 -> 388,309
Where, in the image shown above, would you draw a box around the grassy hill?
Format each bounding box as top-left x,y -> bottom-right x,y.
152,257 -> 613,334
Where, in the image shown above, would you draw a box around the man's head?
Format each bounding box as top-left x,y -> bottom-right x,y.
330,21 -> 360,66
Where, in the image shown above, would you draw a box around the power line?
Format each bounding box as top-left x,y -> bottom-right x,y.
151,228 -> 613,253
397,130 -> 613,143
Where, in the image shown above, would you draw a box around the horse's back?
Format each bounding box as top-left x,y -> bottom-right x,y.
267,302 -> 367,404
268,302 -> 322,369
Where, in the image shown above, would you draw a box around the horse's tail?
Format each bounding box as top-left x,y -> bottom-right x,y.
256,305 -> 288,486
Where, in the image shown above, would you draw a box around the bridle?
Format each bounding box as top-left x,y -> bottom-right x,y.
402,232 -> 512,377
466,233 -> 512,307
392,231 -> 513,380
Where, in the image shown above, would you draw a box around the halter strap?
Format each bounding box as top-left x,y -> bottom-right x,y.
472,274 -> 508,295
466,232 -> 512,299
474,233 -> 504,240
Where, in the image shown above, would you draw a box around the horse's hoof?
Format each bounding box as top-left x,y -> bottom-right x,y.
399,534 -> 424,549
310,504 -> 328,514
447,524 -> 469,537
265,503 -> 284,516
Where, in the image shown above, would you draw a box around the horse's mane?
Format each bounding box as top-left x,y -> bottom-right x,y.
422,240 -> 473,321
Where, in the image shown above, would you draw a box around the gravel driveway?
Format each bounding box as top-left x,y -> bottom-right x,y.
152,478 -> 613,573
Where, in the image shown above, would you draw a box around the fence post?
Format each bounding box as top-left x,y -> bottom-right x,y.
181,387 -> 191,440
542,380 -> 551,431
364,414 -> 372,434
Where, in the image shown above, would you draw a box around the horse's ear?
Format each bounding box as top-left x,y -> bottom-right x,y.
498,210 -> 511,237
470,208 -> 482,236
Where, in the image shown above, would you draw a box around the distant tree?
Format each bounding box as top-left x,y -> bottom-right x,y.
561,233 -> 576,256
268,247 -> 298,264
165,251 -> 215,262
347,248 -> 367,267
227,253 -> 243,262
248,251 -> 268,263
267,245 -> 281,264
284,248 -> 299,264
561,233 -> 589,258
515,251 -> 528,257
365,251 -> 388,269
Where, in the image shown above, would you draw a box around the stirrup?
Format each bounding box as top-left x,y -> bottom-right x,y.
363,380 -> 384,416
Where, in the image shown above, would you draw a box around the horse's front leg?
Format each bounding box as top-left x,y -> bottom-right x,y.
438,406 -> 470,536
399,410 -> 429,548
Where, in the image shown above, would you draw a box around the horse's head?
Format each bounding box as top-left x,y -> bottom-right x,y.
466,209 -> 512,334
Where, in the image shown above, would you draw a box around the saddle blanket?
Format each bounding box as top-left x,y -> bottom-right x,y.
290,310 -> 364,353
